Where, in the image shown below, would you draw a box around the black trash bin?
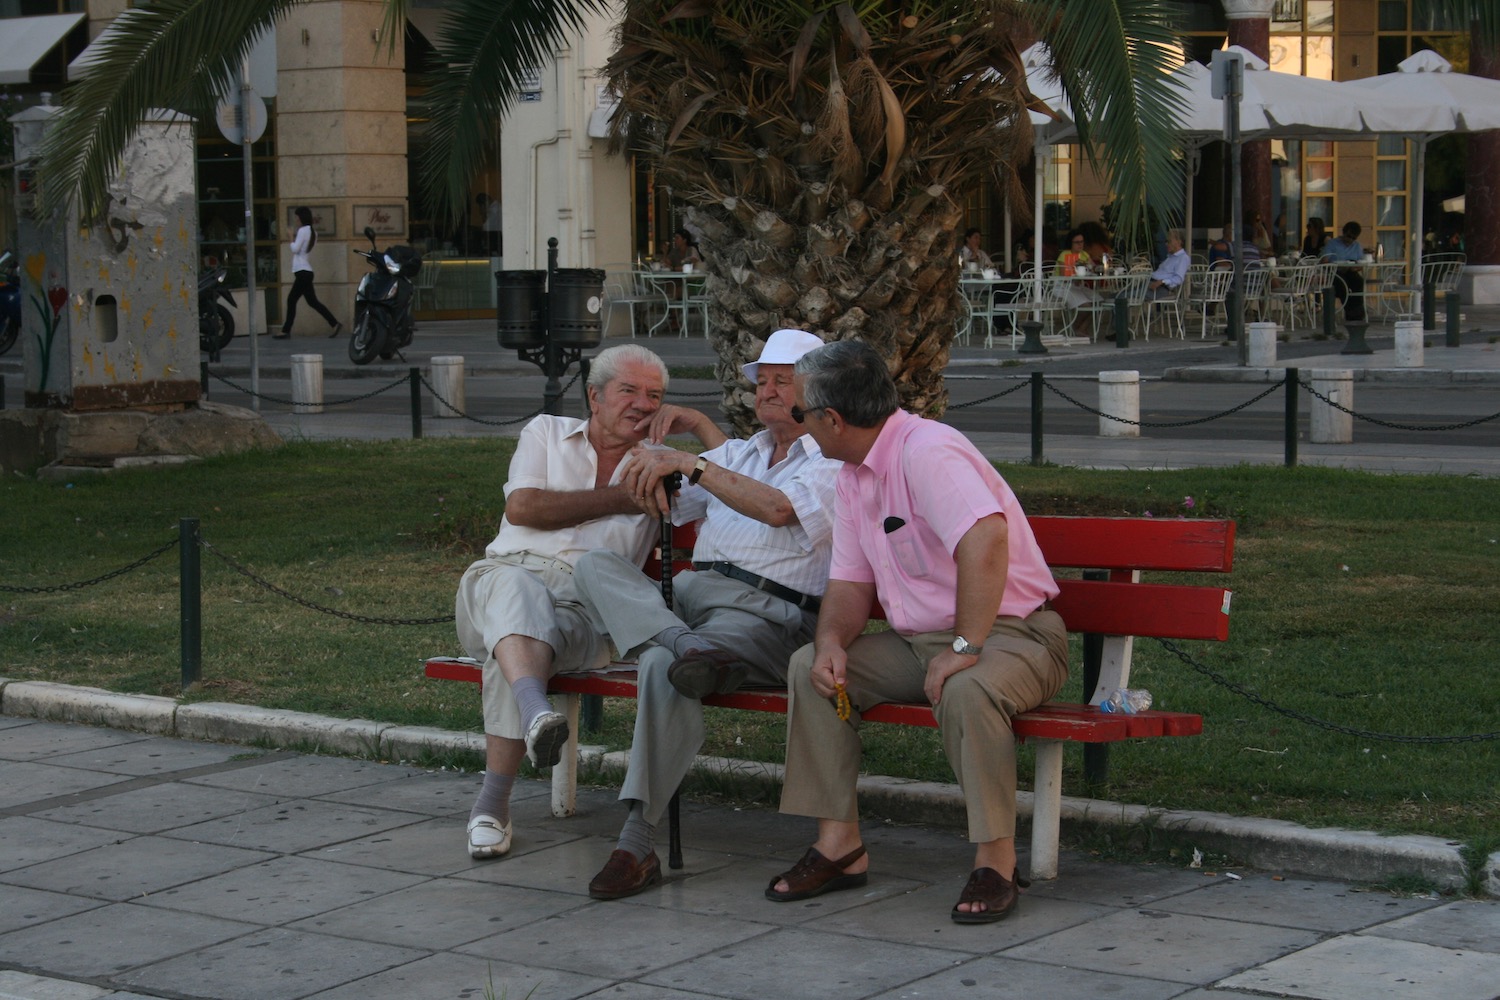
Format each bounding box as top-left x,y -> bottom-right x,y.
496,270 -> 546,349
549,268 -> 606,348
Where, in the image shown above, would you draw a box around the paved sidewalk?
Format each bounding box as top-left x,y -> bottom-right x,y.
3,713 -> 1499,1000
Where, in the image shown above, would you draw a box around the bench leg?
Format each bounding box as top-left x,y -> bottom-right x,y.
1030,739 -> 1064,880
550,693 -> 581,818
668,792 -> 683,870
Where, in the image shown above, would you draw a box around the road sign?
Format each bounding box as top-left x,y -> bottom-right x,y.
216,91 -> 268,145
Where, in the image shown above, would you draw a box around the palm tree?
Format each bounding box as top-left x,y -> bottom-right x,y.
36,0 -> 1186,426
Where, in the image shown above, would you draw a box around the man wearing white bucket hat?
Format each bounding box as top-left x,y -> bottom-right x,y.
571,328 -> 841,900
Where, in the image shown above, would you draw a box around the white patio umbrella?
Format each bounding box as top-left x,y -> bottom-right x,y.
1167,47 -> 1457,257
1345,50 -> 1500,273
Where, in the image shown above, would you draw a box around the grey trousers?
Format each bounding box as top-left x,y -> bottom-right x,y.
573,549 -> 814,826
779,609 -> 1068,843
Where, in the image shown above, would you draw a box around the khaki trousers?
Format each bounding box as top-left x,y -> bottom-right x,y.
780,609 -> 1068,843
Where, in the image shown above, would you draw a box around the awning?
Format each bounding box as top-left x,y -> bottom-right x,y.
0,13 -> 84,85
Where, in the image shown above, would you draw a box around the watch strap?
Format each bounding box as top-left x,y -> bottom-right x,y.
688,456 -> 709,485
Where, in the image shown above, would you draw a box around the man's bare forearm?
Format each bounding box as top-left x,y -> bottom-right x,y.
505,486 -> 638,530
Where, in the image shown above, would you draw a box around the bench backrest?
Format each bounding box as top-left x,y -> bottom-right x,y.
648,515 -> 1234,643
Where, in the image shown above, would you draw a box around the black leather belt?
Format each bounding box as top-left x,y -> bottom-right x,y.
692,561 -> 821,612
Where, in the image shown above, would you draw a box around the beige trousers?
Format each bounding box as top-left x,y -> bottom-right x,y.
780,609 -> 1068,843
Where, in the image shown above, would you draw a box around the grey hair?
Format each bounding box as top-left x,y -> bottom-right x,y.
1166,228 -> 1184,244
793,339 -> 899,428
588,343 -> 669,392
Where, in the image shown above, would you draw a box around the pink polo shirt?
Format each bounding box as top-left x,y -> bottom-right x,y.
828,409 -> 1057,634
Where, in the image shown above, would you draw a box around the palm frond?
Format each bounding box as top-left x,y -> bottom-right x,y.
415,0 -> 614,225
36,0 -> 306,219
1415,0 -> 1498,53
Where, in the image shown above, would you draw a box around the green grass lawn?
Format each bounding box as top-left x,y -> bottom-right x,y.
2,439 -> 1496,861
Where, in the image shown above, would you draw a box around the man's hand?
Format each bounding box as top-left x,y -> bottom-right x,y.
809,644 -> 848,700
618,446 -> 688,518
924,647 -> 979,707
635,404 -> 728,448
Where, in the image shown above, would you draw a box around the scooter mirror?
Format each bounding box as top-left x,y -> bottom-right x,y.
364,226 -> 377,241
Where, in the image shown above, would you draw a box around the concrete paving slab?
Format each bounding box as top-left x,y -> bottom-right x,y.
1146,874 -> 1445,932
117,926 -> 428,1000
0,683 -> 176,736
178,751 -> 398,797
44,735 -> 249,777
1,835 -> 274,901
312,766 -> 484,816
0,762 -> 134,813
0,723 -> 144,763
136,854 -> 425,925
0,970 -> 140,1000
32,781 -> 282,834
0,886 -> 106,936
174,702 -> 390,756
289,876 -> 584,949
453,833 -> 637,896
302,951 -> 612,1000
1360,899 -> 1500,953
1001,907 -> 1320,985
867,954 -> 1187,1000
0,817 -> 131,873
1218,933 -> 1500,999
635,924 -> 961,1000
0,902 -> 256,978
299,815 -> 500,877
160,798 -> 423,854
1016,858 -> 1208,908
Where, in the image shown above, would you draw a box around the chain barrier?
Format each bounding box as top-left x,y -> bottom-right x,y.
1043,379 -> 1283,427
666,388 -> 727,398
1297,376 -> 1500,432
420,373 -> 551,427
948,378 -> 1030,410
1155,637 -> 1499,744
197,537 -> 455,626
207,369 -> 410,408
0,536 -> 179,594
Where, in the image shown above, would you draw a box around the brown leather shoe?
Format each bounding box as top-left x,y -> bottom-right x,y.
951,866 -> 1027,924
588,849 -> 662,900
667,648 -> 749,699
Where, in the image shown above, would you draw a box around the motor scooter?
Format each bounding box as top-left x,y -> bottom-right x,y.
348,226 -> 421,365
198,265 -> 236,354
0,250 -> 20,356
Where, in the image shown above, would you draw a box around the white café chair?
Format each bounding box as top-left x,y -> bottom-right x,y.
1187,267 -> 1234,339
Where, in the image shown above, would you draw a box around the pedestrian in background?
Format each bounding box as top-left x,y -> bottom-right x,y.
277,206 -> 341,339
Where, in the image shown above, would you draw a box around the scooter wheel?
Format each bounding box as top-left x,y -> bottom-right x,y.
0,314 -> 16,356
348,312 -> 386,365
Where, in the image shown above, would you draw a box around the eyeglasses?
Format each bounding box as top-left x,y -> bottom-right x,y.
790,404 -> 827,424
1071,239 -> 1085,245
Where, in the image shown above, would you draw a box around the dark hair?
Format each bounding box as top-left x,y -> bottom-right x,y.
674,227 -> 696,246
1341,221 -> 1362,239
294,206 -> 316,250
1065,228 -> 1085,245
794,339 -> 899,428
1078,221 -> 1110,249
963,227 -> 982,240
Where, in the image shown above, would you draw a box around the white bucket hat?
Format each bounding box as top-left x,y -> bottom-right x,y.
741,329 -> 825,383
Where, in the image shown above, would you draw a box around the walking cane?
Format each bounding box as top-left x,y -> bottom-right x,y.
659,471 -> 686,870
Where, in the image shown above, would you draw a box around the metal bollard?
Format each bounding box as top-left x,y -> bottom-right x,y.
180,518 -> 201,692
409,368 -> 422,440
1097,371 -> 1140,438
1341,321 -> 1372,355
289,354 -> 324,414
200,361 -> 209,400
1283,368 -> 1298,468
1113,295 -> 1130,348
1322,282 -> 1337,337
1018,319 -> 1047,356
1446,293 -> 1461,347
1029,371 -> 1044,466
1422,276 -> 1436,330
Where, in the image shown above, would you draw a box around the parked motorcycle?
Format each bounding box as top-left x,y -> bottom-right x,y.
0,250 -> 20,356
348,226 -> 421,365
198,265 -> 236,354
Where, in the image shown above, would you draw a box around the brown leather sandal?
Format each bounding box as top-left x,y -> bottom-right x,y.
765,845 -> 868,902
951,866 -> 1029,924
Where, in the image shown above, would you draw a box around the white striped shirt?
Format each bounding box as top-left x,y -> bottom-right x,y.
673,429 -> 841,598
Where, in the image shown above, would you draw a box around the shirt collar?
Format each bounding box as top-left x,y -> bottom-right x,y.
856,408 -> 913,472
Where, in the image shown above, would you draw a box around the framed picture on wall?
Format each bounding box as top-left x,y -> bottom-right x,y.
354,204 -> 407,237
286,205 -> 336,236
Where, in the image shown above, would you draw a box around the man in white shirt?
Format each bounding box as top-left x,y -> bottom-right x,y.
570,329 -> 842,901
455,344 -> 719,863
1148,229 -> 1190,298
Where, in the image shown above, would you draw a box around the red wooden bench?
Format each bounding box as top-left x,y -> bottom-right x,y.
426,514 -> 1234,880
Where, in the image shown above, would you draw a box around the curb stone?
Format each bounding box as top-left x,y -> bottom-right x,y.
0,680 -> 1476,891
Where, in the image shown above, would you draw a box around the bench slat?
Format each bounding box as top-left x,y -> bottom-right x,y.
1053,579 -> 1231,641
1031,516 -> 1235,573
424,658 -> 1197,744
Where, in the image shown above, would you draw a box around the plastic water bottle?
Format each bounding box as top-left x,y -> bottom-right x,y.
1099,688 -> 1152,714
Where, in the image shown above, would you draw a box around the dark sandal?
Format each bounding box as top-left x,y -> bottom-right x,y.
951,867 -> 1029,924
765,845 -> 868,902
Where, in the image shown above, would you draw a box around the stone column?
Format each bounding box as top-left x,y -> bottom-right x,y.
290,354 -> 324,414
1097,371 -> 1140,438
1463,27 -> 1500,304
1222,1 -> 1274,235
1308,369 -> 1353,444
429,355 -> 465,418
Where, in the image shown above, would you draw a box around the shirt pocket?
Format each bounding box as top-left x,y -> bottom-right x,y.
890,534 -> 932,579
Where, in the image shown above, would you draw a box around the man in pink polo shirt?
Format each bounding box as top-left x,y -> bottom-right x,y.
766,339 -> 1068,924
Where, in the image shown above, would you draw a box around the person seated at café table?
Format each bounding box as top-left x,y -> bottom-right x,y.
1301,217 -> 1329,259
959,228 -> 995,271
1139,228 -> 1189,300
1079,221 -> 1114,271
1207,224 -> 1262,270
665,228 -> 702,270
1319,221 -> 1367,323
1055,229 -> 1099,335
1056,229 -> 1091,276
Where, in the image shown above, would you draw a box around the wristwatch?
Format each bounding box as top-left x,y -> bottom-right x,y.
951,635 -> 983,656
688,456 -> 710,485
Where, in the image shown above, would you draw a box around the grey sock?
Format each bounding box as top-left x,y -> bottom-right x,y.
511,676 -> 553,732
470,769 -> 515,825
654,625 -> 711,659
616,802 -> 655,861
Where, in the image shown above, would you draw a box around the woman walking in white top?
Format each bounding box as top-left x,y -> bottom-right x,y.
277,207 -> 341,339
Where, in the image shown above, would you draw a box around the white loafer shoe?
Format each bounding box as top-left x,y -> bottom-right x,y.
524,711 -> 570,768
467,814 -> 512,859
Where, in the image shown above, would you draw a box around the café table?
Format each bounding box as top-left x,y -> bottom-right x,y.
635,269 -> 710,337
